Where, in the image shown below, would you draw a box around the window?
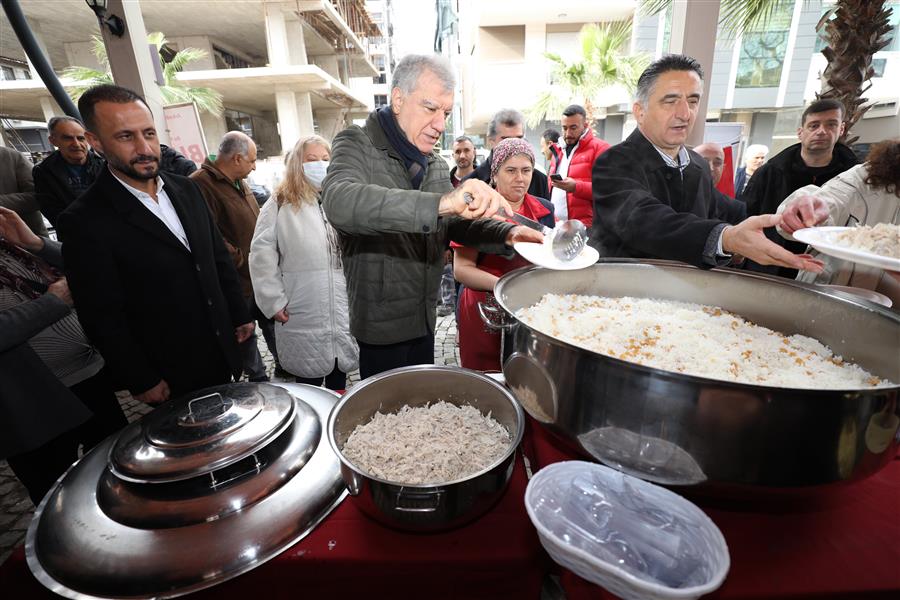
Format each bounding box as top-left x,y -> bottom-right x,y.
735,3 -> 794,88
0,66 -> 14,81
373,55 -> 386,84
224,109 -> 254,138
213,46 -> 251,69
872,58 -> 887,78
374,94 -> 388,108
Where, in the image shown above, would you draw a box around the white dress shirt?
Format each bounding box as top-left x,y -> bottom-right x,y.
111,170 -> 191,251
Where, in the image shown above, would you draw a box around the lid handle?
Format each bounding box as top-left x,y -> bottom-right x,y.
180,392 -> 233,426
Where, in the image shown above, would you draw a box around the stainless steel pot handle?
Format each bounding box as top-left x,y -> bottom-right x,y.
394,489 -> 443,512
180,392 -> 232,425
208,453 -> 263,489
477,301 -> 516,331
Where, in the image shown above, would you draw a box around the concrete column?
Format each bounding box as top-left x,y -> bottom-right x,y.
285,19 -> 308,65
314,55 -> 340,80
39,96 -> 64,121
266,6 -> 314,152
101,0 -> 170,143
265,6 -> 291,66
275,91 -> 315,152
667,0 -> 720,146
316,108 -> 346,142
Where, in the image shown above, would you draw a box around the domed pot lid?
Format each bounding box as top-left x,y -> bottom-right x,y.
111,382 -> 296,483
26,383 -> 347,600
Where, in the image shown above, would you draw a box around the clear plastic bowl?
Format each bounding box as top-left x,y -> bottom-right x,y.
525,461 -> 730,600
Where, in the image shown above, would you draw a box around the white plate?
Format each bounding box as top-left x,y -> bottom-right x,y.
514,241 -> 599,270
793,226 -> 900,272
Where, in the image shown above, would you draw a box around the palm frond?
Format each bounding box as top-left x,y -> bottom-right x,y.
165,48 -> 208,75
719,0 -> 797,38
90,35 -> 109,68
525,88 -> 570,128
527,20 -> 650,126
639,0 -> 671,18
63,30 -> 223,116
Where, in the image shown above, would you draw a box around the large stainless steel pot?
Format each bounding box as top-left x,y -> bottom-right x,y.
495,260 -> 900,490
327,365 -> 524,531
26,382 -> 346,599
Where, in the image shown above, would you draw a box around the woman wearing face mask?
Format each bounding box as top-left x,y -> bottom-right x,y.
452,138 -> 554,371
249,135 -> 358,389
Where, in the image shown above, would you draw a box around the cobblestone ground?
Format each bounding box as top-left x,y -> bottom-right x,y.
0,315 -> 460,565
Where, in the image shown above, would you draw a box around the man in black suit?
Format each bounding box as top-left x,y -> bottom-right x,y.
57,85 -> 254,405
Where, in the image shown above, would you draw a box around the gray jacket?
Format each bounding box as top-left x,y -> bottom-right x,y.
322,111 -> 514,344
0,146 -> 47,237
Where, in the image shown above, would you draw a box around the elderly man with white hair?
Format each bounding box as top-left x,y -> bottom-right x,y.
734,144 -> 768,200
322,54 -> 541,378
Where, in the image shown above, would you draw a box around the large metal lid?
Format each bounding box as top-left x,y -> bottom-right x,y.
27,382 -> 348,600
111,383 -> 296,483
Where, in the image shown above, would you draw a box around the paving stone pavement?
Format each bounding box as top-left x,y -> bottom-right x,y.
0,314 -> 459,566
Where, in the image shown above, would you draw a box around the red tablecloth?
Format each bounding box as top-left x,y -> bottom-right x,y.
528,421 -> 900,600
4,421 -> 898,599
0,452 -> 547,599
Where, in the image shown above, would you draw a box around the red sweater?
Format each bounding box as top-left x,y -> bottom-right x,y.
549,129 -> 611,227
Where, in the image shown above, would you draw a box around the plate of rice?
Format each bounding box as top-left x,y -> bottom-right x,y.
794,224 -> 900,271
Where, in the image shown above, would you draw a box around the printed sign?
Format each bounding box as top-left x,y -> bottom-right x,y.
163,102 -> 207,166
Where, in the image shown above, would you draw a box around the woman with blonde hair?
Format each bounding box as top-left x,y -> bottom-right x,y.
249,135 -> 358,389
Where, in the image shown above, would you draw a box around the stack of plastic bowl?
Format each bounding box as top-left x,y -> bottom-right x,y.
525,461 -> 730,600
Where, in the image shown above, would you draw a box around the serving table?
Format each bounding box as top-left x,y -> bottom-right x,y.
2,417 -> 898,599
527,420 -> 900,599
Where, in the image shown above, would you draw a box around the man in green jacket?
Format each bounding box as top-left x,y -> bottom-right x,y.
322,54 -> 541,378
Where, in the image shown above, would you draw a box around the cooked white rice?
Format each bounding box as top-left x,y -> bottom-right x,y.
341,401 -> 511,485
832,223 -> 900,258
516,294 -> 892,389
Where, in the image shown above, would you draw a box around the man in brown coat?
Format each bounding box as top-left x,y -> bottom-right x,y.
190,131 -> 268,381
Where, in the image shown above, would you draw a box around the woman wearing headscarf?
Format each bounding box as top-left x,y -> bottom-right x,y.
453,138 -> 555,371
0,206 -> 127,504
777,138 -> 900,309
249,135 -> 358,389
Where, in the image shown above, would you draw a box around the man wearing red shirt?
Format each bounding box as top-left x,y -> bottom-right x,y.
548,104 -> 610,227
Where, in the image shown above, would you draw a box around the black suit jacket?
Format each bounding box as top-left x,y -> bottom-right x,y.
33,149 -> 105,226
57,169 -> 251,396
590,129 -> 746,267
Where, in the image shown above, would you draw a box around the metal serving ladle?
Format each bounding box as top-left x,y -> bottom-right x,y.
463,192 -> 587,261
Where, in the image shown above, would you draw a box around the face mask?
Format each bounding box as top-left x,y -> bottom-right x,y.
303,160 -> 329,190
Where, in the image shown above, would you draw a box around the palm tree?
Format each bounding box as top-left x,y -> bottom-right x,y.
525,21 -> 650,128
640,0 -> 895,144
62,32 -> 223,116
816,1 -> 894,145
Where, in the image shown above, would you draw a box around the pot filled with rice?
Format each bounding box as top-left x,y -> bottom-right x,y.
327,365 -> 524,531
493,259 -> 900,492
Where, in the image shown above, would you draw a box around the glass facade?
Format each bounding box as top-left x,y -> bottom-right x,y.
736,3 -> 795,88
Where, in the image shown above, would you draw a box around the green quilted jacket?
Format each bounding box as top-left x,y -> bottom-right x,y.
322,111 -> 514,344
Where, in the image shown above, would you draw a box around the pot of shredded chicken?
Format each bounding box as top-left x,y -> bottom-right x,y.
326,365 -> 524,531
